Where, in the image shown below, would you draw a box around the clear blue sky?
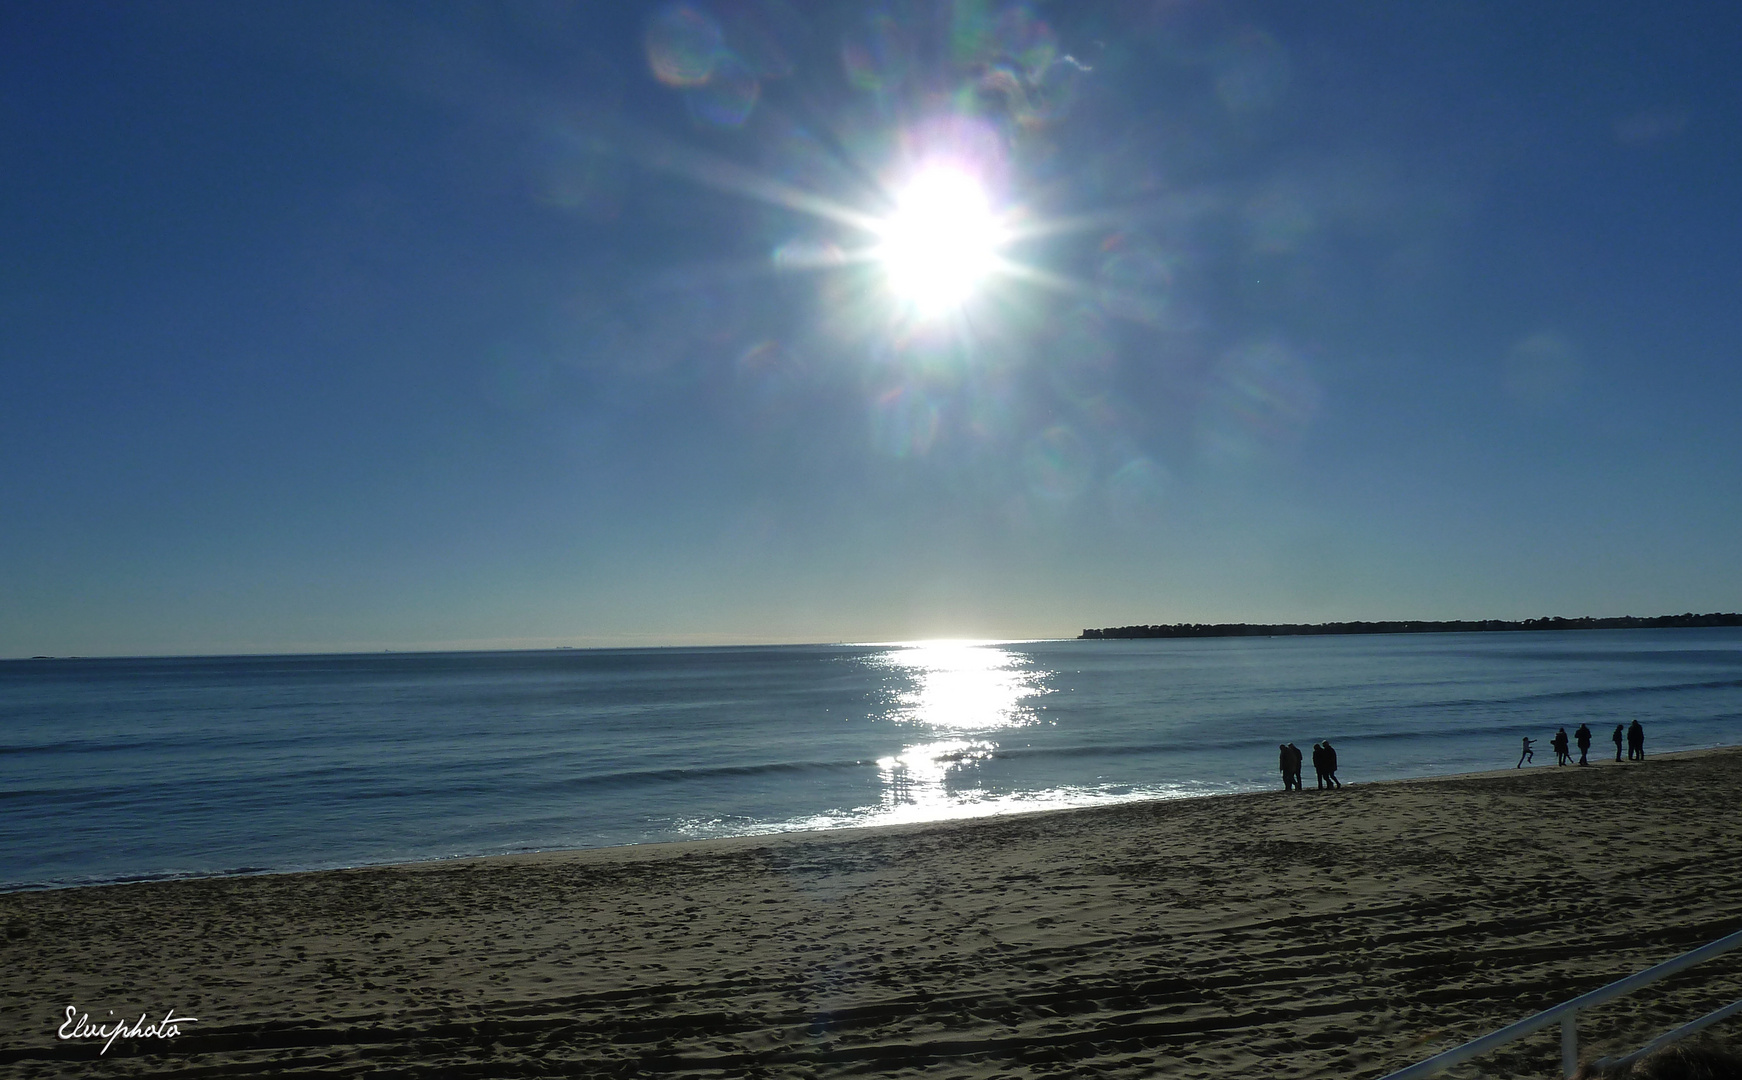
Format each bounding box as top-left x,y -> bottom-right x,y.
3,1 -> 1739,656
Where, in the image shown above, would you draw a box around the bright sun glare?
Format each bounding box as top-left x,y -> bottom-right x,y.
876,167 -> 1005,314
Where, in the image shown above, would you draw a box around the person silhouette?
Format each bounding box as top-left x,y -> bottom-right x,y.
1518,736 -> 1535,767
1575,723 -> 1592,766
1612,723 -> 1625,762
1287,743 -> 1304,790
1628,719 -> 1645,761
1311,742 -> 1327,789
1322,740 -> 1341,788
1279,744 -> 1294,791
1551,727 -> 1570,766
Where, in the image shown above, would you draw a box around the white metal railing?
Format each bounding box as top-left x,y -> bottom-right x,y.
1593,995 -> 1742,1073
1379,926 -> 1742,1080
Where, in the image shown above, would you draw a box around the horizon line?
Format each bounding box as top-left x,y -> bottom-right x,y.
9,613 -> 1741,662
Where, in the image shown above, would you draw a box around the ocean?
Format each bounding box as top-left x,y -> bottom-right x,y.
3,628 -> 1739,892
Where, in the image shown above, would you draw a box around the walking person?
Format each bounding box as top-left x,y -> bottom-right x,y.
1612,724 -> 1625,762
1287,743 -> 1304,791
1575,723 -> 1592,766
1628,719 -> 1645,761
1279,744 -> 1294,791
1518,736 -> 1536,768
1311,742 -> 1328,789
1551,727 -> 1571,766
1321,740 -> 1342,789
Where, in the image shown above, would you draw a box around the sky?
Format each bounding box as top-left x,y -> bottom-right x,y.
3,1 -> 1740,656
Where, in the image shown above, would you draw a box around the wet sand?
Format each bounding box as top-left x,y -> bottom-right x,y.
4,748 -> 1741,1079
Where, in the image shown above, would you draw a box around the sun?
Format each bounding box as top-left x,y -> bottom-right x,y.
875,167 -> 1006,315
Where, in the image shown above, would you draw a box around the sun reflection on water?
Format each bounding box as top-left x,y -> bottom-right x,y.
673,640 -> 1219,845
868,640 -> 1048,822
879,639 -> 1044,730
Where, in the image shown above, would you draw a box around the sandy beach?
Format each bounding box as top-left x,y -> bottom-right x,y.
3,748 -> 1740,1079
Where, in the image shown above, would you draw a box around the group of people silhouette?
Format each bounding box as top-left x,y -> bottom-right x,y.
1277,741 -> 1341,790
1273,720 -> 1650,788
1518,720 -> 1645,768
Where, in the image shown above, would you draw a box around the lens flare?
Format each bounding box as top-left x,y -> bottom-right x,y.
646,4 -> 723,88
875,167 -> 1006,315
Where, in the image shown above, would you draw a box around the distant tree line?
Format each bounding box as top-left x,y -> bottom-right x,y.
1079,613 -> 1742,639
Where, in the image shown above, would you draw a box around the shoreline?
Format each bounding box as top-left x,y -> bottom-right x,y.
397,744 -> 1732,868
5,746 -> 1742,1077
7,744 -> 1731,897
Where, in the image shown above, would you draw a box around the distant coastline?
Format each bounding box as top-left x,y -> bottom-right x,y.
1079,612 -> 1742,639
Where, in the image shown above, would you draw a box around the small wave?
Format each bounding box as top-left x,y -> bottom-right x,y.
0,739 -> 161,757
537,757 -> 880,793
1446,648 -> 1742,666
668,778 -> 1257,841
1382,678 -> 1742,713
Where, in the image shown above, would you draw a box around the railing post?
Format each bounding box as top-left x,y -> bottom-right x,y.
1562,1009 -> 1578,1078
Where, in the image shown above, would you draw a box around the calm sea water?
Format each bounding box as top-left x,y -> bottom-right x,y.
3,629 -> 1739,891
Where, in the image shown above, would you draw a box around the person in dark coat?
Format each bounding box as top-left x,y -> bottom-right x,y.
1279,744 -> 1294,791
1288,743 -> 1304,790
1612,724 -> 1625,762
1551,727 -> 1571,765
1321,740 -> 1341,788
1574,723 -> 1593,766
1311,742 -> 1327,789
1628,719 -> 1645,760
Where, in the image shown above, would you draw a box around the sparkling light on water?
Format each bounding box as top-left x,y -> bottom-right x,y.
867,641 -> 1047,822
879,640 -> 1045,730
